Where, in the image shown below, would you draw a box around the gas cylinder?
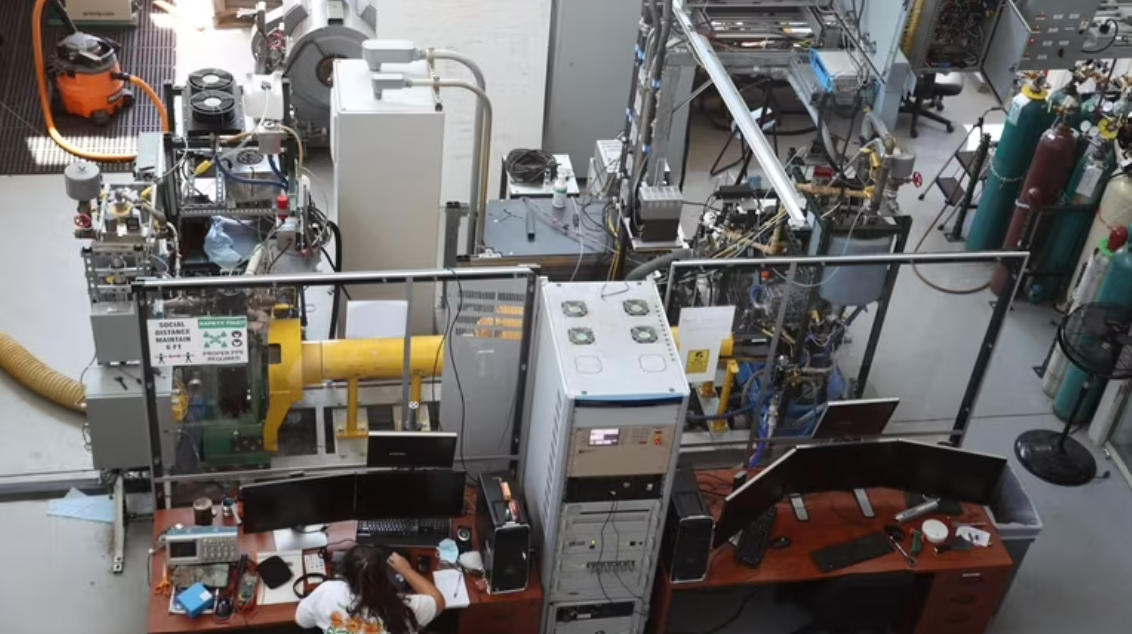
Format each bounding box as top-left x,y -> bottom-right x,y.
1042,227 -> 1127,396
991,121 -> 1078,296
1029,137 -> 1115,302
1054,244 -> 1132,423
967,78 -> 1056,251
1050,81 -> 1084,131
1069,166 -> 1132,301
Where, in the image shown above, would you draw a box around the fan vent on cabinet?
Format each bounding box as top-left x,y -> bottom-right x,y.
623,299 -> 650,316
631,326 -> 658,343
190,90 -> 238,127
562,301 -> 588,317
188,68 -> 235,94
568,328 -> 595,345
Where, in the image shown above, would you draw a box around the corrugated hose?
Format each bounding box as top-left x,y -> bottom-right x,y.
0,334 -> 85,413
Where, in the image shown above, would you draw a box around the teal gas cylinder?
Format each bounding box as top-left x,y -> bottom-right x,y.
1054,244 -> 1132,423
967,80 -> 1057,251
1029,137 -> 1115,303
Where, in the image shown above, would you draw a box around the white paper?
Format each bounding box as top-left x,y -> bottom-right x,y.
257,550 -> 303,606
432,569 -> 471,609
1076,165 -> 1102,199
956,526 -> 992,548
678,306 -> 736,383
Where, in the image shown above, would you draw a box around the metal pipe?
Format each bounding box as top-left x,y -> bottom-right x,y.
671,0 -> 807,226
408,78 -> 493,252
133,266 -> 530,290
426,49 -> 487,255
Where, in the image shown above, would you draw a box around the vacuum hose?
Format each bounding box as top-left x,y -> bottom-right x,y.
0,334 -> 85,413
32,0 -> 171,162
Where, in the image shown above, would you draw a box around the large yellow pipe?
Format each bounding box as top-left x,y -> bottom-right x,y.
300,327 -> 732,383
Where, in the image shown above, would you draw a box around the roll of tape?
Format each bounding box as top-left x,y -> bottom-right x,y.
193,497 -> 214,526
922,519 -> 949,544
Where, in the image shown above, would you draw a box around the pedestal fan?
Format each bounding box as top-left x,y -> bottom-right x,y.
1016,302 -> 1132,486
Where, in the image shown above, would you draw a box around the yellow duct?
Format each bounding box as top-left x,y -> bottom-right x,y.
0,334 -> 85,413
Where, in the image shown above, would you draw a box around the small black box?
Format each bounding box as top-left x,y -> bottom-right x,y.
661,469 -> 714,583
476,472 -> 531,594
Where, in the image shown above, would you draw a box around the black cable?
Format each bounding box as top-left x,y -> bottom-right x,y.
448,272 -> 469,475
1082,19 -> 1119,54
504,149 -> 557,184
325,220 -> 349,338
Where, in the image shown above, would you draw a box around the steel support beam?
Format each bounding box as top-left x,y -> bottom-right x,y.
672,0 -> 807,226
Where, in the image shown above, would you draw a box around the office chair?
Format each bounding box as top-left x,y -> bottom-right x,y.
901,73 -> 961,138
786,572 -> 916,634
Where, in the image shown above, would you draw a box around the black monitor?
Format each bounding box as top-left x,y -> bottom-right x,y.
712,440 -> 1008,548
241,474 -> 356,534
811,397 -> 901,440
366,431 -> 459,469
714,452 -> 794,548
356,470 -> 466,519
888,440 -> 1006,505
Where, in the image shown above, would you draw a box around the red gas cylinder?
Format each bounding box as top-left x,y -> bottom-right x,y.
991,122 -> 1079,297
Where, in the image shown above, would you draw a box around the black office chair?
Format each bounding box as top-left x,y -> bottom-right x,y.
786,572 -> 916,634
901,73 -> 960,138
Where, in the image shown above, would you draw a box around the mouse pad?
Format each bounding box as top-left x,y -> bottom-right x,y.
257,556 -> 294,589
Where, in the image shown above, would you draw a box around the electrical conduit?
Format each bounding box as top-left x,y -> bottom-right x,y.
0,334 -> 84,413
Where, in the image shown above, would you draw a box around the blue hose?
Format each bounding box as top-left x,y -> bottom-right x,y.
214,153 -> 286,190
267,155 -> 287,187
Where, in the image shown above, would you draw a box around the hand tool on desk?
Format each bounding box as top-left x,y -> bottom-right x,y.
154,565 -> 172,595
884,525 -> 916,568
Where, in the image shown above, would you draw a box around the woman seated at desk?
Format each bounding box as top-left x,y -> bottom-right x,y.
296,546 -> 446,634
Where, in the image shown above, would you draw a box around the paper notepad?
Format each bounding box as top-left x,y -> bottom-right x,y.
257,550 -> 303,605
432,569 -> 470,609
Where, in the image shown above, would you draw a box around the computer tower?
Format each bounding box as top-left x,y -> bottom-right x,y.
476,471 -> 531,594
520,281 -> 689,633
661,468 -> 714,583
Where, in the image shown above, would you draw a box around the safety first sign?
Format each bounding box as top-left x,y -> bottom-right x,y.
147,317 -> 249,366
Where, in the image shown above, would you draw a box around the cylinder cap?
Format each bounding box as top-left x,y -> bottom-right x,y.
1111,226 -> 1129,252
276,193 -> 289,211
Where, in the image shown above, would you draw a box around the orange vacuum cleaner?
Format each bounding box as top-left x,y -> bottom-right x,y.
33,0 -> 169,162
52,32 -> 133,125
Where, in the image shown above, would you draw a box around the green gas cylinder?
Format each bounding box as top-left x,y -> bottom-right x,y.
1030,137 -> 1115,303
1054,244 -> 1132,423
967,80 -> 1057,251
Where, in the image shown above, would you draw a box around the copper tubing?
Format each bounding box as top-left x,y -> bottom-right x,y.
32,0 -> 170,162
0,334 -> 85,413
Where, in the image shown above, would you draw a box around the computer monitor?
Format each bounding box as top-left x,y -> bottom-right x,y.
888,440 -> 1006,505
366,431 -> 459,469
356,470 -> 466,520
713,451 -> 795,548
811,397 -> 901,440
241,474 -> 356,548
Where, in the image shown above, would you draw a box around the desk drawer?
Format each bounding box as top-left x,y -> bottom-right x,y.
915,569 -> 1008,634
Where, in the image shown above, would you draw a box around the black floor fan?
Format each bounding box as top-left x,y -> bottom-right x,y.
1018,303 -> 1132,486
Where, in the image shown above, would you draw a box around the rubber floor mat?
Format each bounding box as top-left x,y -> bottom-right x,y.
0,1 -> 175,174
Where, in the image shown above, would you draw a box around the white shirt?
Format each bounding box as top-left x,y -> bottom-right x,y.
295,580 -> 439,634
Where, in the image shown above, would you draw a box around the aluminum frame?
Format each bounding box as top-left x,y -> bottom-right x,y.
664,250 -> 1029,454
131,266 -> 540,508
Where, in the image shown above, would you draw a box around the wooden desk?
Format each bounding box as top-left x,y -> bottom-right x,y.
648,471 -> 1013,634
148,506 -> 542,634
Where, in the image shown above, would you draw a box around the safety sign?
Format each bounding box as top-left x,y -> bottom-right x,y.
147,316 -> 249,366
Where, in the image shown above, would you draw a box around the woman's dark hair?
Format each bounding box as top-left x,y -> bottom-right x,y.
341,545 -> 418,634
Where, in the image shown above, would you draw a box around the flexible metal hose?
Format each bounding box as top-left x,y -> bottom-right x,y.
0,334 -> 85,412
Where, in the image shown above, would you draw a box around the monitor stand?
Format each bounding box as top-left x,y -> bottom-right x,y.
273,526 -> 329,551
789,494 -> 809,521
854,488 -> 875,518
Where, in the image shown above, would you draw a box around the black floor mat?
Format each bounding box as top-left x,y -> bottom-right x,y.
0,1 -> 175,174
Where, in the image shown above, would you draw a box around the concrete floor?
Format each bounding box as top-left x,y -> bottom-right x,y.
2,33 -> 1132,634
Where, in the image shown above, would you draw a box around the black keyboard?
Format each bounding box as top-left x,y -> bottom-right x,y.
356,518 -> 452,547
810,532 -> 894,573
733,506 -> 777,568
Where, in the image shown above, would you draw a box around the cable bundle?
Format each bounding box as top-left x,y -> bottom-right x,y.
504,149 -> 557,184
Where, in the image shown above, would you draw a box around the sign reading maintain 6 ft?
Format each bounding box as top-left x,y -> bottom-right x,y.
147,317 -> 249,366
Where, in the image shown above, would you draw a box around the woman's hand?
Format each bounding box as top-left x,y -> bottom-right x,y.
387,551 -> 412,575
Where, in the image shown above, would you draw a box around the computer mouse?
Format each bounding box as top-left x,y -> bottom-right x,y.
770,536 -> 791,550
215,598 -> 233,619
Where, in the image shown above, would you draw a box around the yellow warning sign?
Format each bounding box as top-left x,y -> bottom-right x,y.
686,349 -> 710,374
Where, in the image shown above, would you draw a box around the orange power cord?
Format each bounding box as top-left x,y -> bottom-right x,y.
32,0 -> 170,162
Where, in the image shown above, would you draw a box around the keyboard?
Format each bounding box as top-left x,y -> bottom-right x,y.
733,506 -> 777,568
810,532 -> 894,573
356,518 -> 452,547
